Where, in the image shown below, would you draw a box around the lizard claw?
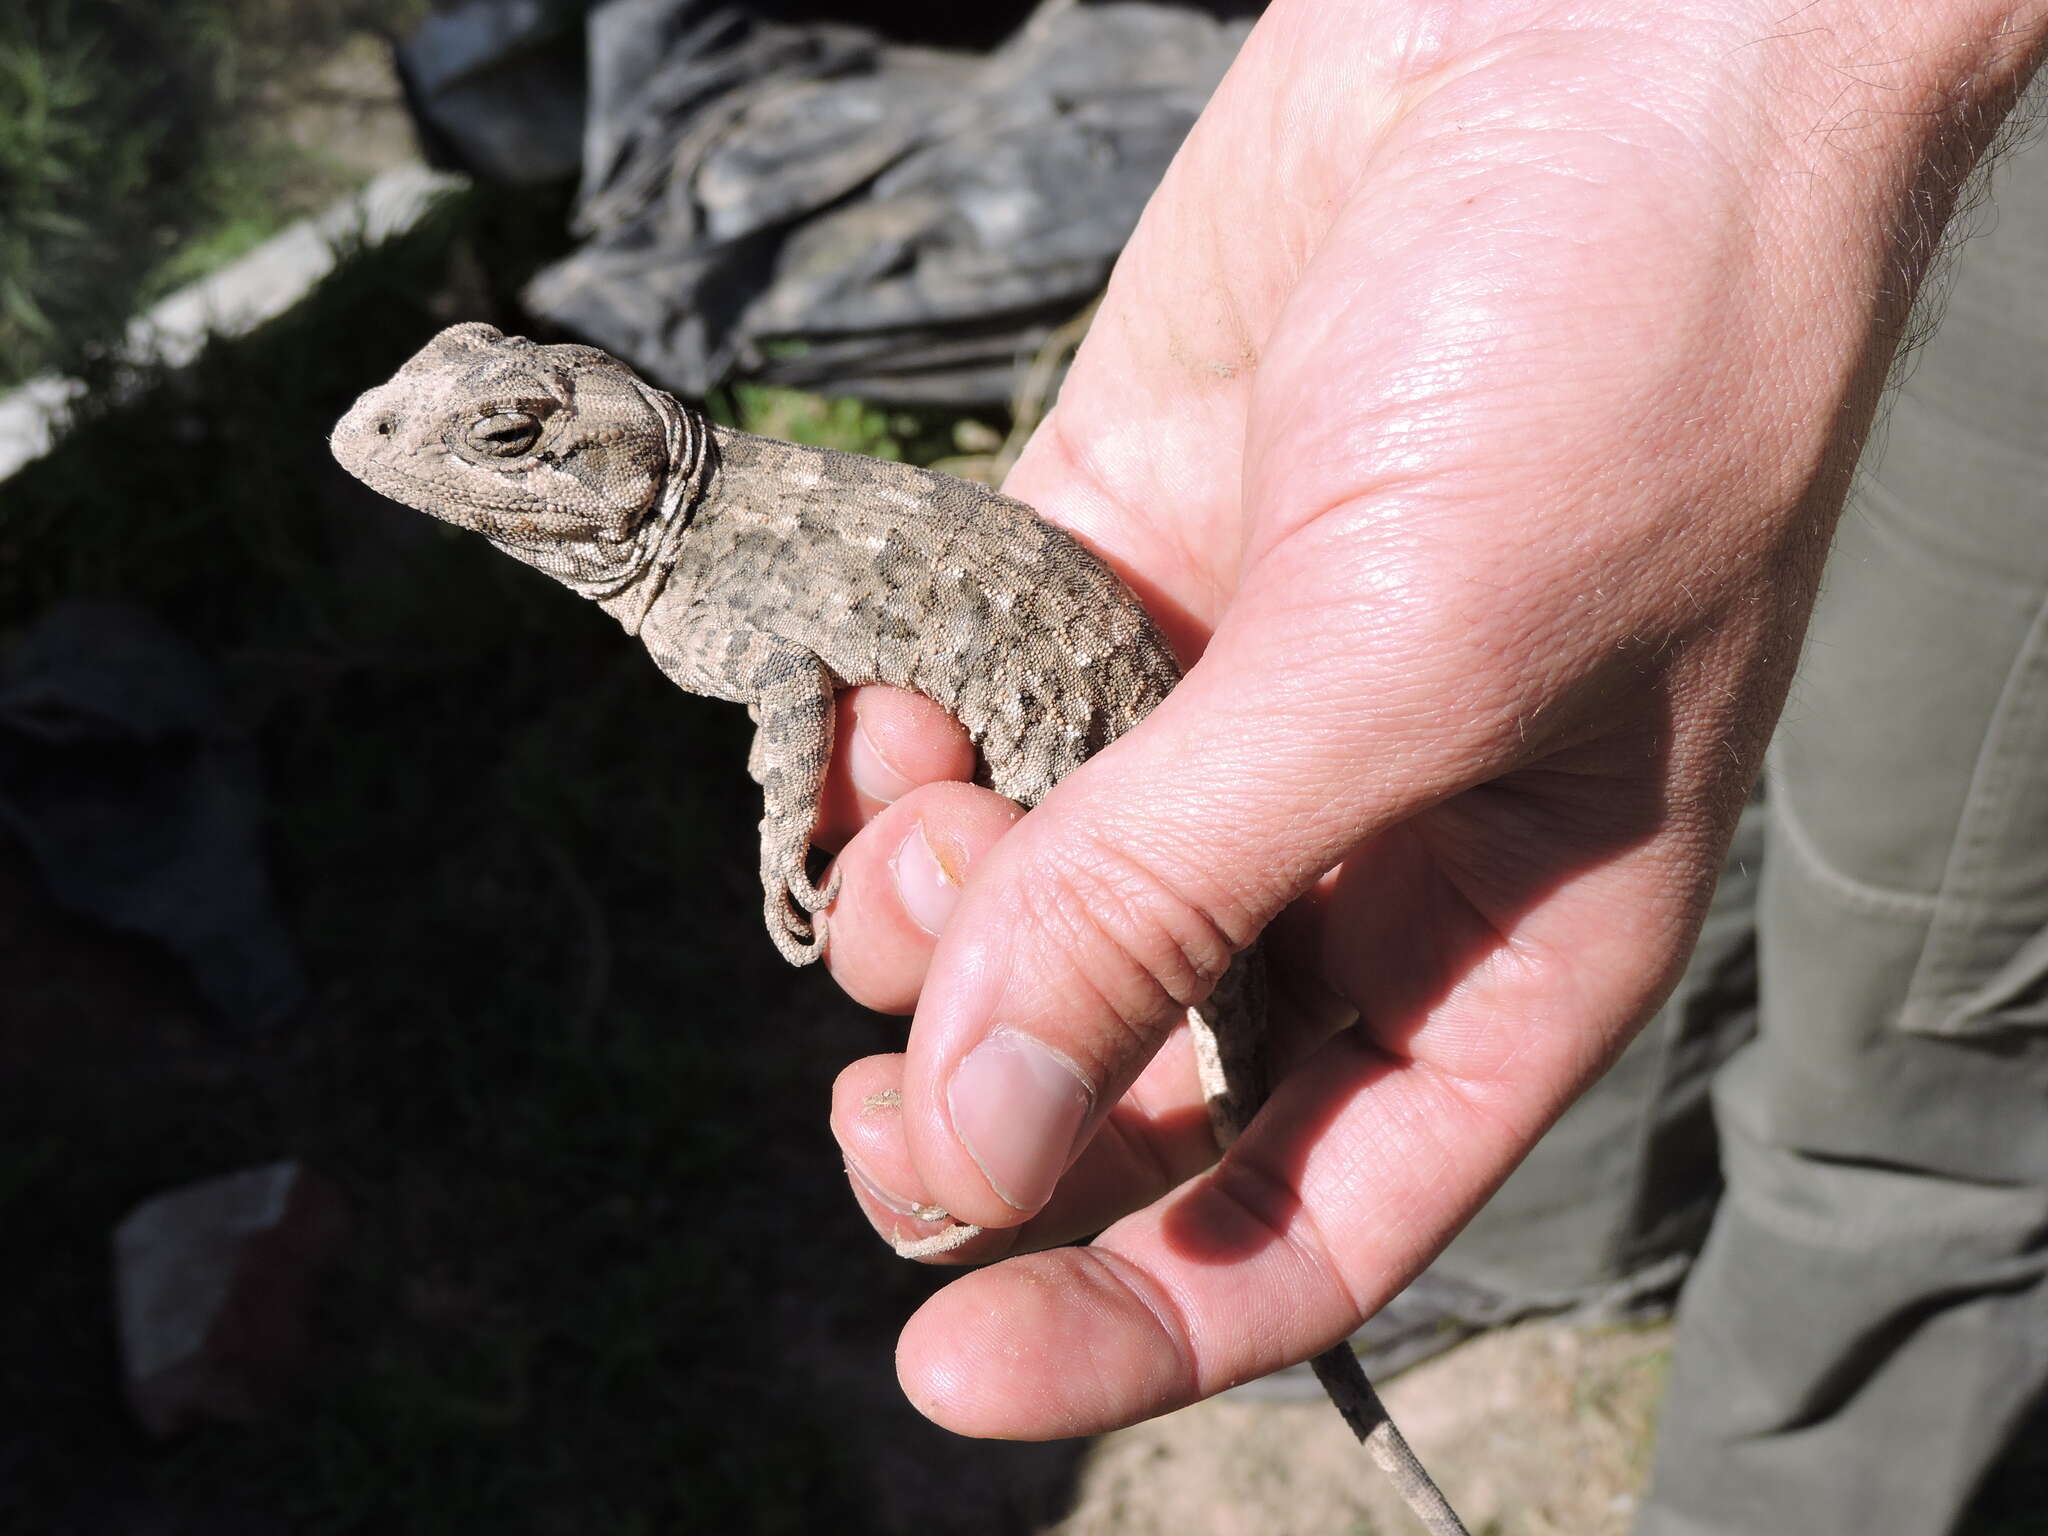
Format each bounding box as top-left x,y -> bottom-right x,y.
766,885 -> 829,966
758,817 -> 837,962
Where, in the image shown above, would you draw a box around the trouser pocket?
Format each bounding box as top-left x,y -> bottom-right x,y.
1771,470 -> 2048,1044
1899,588 -> 2048,1038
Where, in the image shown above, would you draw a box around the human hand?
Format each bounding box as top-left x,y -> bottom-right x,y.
806,0 -> 2044,1438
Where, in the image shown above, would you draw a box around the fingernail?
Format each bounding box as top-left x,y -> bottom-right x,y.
844,1152 -> 949,1223
892,822 -> 964,935
947,1031 -> 1094,1213
848,715 -> 914,805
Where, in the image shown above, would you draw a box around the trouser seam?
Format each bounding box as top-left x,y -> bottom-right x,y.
1766,761 -> 1941,919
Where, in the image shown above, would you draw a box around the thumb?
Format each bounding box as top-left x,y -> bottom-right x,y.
897,557 -> 1468,1230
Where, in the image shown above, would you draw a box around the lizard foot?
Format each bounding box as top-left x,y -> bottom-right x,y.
766,884 -> 831,966
758,835 -> 841,964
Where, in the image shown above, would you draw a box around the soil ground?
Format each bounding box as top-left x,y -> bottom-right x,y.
1055,1322 -> 1671,1536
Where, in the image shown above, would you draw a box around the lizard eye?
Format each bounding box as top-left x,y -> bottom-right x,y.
466,410 -> 544,458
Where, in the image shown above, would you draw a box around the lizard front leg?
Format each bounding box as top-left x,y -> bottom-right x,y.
742,636 -> 842,966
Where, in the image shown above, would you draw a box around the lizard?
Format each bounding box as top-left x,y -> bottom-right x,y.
330,322 -> 1470,1536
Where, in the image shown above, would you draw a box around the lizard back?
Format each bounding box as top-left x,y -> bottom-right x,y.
655,426 -> 1185,807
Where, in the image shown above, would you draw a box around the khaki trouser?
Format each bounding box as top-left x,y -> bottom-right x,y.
1423,133 -> 2048,1535
1638,129 -> 2048,1533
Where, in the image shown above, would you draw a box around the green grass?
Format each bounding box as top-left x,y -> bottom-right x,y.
0,0 -> 423,387
714,381 -> 969,467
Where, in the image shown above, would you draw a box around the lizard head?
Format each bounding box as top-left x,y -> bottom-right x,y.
329,323 -> 707,599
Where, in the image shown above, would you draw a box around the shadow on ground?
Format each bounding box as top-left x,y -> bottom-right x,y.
0,190 -> 1084,1535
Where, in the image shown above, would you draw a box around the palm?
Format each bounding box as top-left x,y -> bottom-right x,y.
999,94 -> 1681,1134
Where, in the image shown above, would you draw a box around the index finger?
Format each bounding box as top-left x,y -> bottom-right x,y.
813,685 -> 976,850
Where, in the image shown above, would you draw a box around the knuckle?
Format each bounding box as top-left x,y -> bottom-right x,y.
1015,832 -> 1240,1042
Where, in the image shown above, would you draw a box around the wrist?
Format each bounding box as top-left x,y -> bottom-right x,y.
1271,2 -> 2047,183
1731,2 -> 2048,242
1295,0 -> 2048,396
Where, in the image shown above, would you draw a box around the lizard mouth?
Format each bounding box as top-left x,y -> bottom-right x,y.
334,445 -> 498,534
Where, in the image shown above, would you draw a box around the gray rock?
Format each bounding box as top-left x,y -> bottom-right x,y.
113,1163 -> 348,1439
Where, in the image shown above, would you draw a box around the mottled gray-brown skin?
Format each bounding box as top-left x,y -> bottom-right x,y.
329,323 -> 1467,1536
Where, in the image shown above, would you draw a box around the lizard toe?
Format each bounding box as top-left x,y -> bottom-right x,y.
792,864 -> 843,913
766,893 -> 826,966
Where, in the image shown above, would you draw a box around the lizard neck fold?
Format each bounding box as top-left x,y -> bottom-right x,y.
586,383 -> 715,634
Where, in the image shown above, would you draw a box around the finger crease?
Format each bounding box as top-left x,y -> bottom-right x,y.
1080,1245 -> 1202,1400
1211,1149 -> 1368,1331
1102,1101 -> 1189,1206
